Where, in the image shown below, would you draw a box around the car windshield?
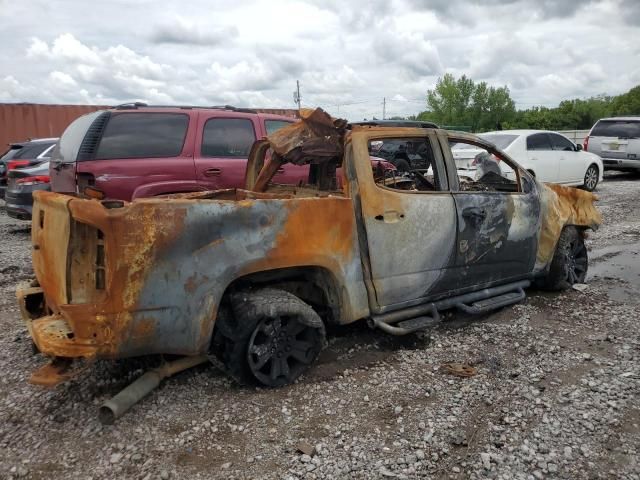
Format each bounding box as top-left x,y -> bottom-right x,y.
591,120 -> 640,138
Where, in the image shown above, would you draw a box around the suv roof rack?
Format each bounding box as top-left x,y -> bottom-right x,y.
350,119 -> 439,129
211,105 -> 258,114
113,102 -> 258,113
115,102 -> 149,110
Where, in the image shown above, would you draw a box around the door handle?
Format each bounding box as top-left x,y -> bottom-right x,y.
462,207 -> 487,220
203,168 -> 222,177
276,168 -> 285,174
374,211 -> 405,223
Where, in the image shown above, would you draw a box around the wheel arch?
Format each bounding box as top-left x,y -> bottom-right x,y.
218,265 -> 344,327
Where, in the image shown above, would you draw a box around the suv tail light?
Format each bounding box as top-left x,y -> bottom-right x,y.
7,160 -> 30,171
16,175 -> 50,186
583,136 -> 589,151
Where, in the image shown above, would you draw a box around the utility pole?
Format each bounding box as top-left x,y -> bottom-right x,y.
382,97 -> 386,120
293,80 -> 301,111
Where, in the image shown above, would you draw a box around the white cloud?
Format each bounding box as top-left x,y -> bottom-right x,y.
206,60 -> 283,92
49,71 -> 77,87
303,66 -> 365,94
151,17 -> 238,45
49,33 -> 101,64
26,37 -> 49,57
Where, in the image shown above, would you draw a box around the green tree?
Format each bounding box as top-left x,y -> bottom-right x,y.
418,79 -> 638,131
509,95 -> 615,130
611,85 -> 640,116
420,74 -> 515,131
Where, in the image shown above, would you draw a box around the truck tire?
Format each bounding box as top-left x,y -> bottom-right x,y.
212,288 -> 325,387
536,226 -> 588,291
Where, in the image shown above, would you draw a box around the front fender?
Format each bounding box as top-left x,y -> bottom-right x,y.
535,183 -> 602,270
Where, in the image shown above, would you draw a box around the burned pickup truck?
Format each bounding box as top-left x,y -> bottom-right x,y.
18,109 -> 600,410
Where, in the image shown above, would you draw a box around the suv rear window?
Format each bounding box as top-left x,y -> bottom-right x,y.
95,113 -> 189,159
591,120 -> 640,138
201,118 -> 256,158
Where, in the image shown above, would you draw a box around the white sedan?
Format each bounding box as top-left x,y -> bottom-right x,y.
452,129 -> 604,191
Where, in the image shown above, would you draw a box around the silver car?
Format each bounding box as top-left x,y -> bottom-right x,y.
584,117 -> 640,171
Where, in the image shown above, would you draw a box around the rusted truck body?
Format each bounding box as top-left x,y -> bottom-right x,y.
18,109 -> 601,389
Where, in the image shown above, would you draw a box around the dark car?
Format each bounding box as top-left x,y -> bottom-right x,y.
0,139 -> 57,199
5,160 -> 51,220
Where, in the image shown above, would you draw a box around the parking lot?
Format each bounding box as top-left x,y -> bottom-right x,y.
0,173 -> 638,480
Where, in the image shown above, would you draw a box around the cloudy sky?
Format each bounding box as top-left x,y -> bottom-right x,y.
1,0 -> 639,120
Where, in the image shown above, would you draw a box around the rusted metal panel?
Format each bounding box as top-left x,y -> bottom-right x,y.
0,103 -> 109,148
22,184 -> 368,360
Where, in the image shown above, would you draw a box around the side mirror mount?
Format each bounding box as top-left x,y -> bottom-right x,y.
576,144 -> 583,151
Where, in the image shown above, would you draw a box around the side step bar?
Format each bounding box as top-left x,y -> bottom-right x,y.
370,280 -> 530,336
456,288 -> 526,314
370,304 -> 440,335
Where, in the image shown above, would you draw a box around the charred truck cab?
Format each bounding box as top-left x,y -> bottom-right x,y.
18,108 -> 601,406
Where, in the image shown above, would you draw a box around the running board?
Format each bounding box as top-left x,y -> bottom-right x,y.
456,288 -> 526,314
369,280 -> 530,336
370,304 -> 440,336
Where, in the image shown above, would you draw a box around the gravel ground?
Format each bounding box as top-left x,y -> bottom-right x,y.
0,173 -> 639,480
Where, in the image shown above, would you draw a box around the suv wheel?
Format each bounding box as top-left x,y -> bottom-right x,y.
213,288 -> 325,387
536,226 -> 588,291
583,165 -> 599,191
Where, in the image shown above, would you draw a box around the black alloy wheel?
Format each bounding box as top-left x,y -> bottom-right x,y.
212,288 -> 325,387
247,314 -> 322,387
565,235 -> 588,285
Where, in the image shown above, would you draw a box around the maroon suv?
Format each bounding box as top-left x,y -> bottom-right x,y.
50,105 -> 296,200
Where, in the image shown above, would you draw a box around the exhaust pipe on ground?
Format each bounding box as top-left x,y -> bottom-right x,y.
98,354 -> 208,425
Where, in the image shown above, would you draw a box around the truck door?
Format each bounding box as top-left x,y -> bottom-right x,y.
353,131 -> 458,310
439,133 -> 540,290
